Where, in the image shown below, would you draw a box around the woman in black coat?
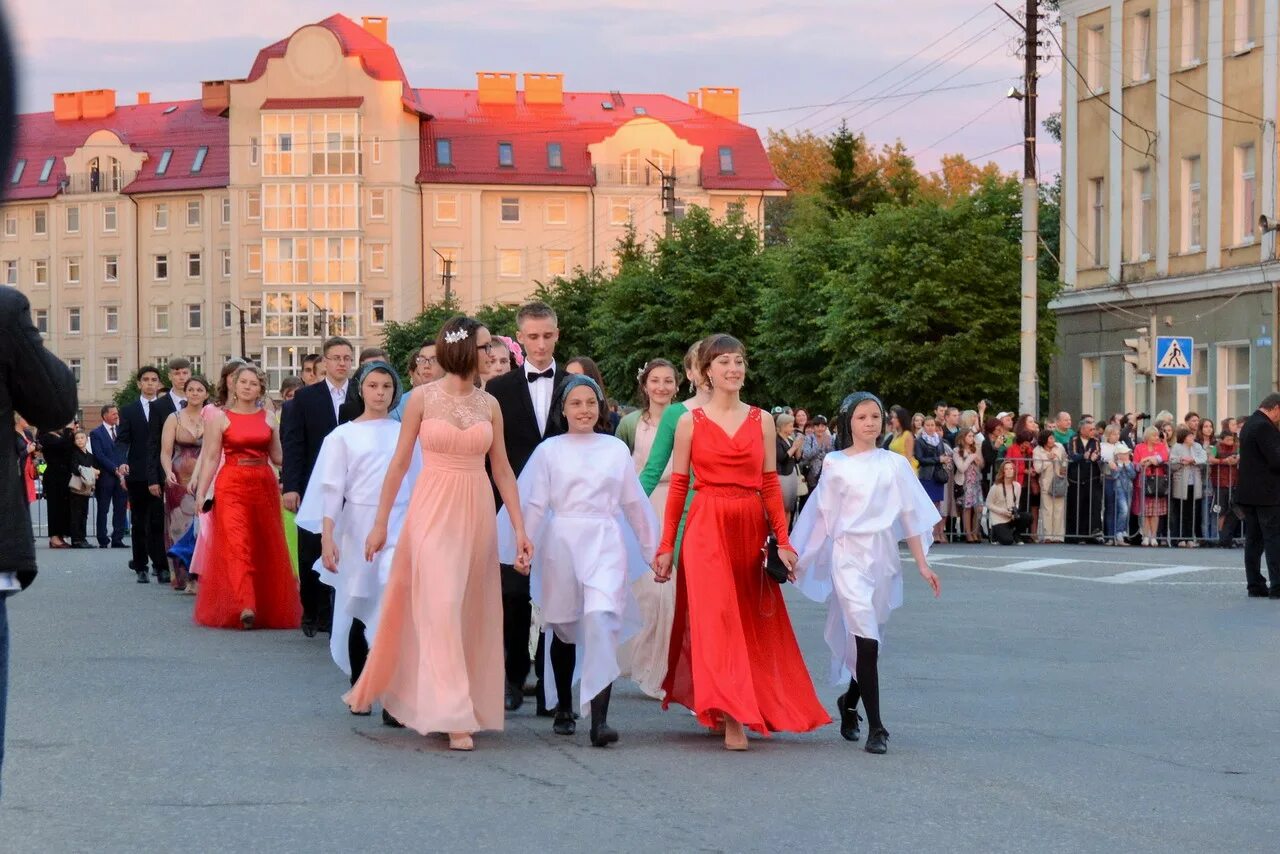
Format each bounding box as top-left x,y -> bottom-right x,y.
36,423 -> 75,549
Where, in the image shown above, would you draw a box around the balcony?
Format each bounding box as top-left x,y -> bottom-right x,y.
593,164 -> 701,189
60,170 -> 139,195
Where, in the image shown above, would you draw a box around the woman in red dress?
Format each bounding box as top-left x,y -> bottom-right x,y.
192,365 -> 301,630
654,334 -> 830,750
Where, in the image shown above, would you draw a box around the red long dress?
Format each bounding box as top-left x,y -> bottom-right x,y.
661,406 -> 831,736
194,410 -> 301,630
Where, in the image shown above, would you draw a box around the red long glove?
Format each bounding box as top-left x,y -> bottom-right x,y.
760,471 -> 794,552
659,472 -> 690,555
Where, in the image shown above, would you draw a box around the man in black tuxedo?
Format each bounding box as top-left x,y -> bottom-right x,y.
89,404 -> 127,548
486,302 -> 570,720
1236,394 -> 1280,598
144,357 -> 190,492
282,336 -> 355,636
116,367 -> 170,583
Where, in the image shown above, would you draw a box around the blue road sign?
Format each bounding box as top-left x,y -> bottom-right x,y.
1155,336 -> 1193,377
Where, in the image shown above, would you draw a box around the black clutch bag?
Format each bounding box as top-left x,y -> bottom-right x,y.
763,536 -> 789,584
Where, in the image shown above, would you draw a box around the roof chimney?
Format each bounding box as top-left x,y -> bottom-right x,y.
687,91 -> 700,107
523,73 -> 563,106
201,80 -> 232,113
697,87 -> 739,123
361,16 -> 388,42
476,72 -> 518,106
80,89 -> 117,120
137,92 -> 151,105
53,91 -> 84,122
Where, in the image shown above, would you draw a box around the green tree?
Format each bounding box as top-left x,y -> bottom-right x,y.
380,296 -> 463,381
530,267 -> 610,362
820,177 -> 1058,410
589,206 -> 768,402
821,121 -> 888,217
113,376 -> 141,409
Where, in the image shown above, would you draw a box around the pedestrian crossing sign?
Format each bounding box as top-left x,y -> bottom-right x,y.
1155,336 -> 1193,376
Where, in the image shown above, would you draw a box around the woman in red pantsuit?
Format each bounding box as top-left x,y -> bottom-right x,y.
192,365 -> 301,631
654,334 -> 830,750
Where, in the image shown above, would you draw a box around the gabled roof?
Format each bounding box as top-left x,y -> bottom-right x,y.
414,89 -> 785,192
6,100 -> 228,201
246,13 -> 424,115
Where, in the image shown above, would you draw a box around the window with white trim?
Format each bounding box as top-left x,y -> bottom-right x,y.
154,254 -> 168,281
103,305 -> 119,333
221,196 -> 232,226
1081,357 -> 1103,419
67,358 -> 81,384
310,237 -> 359,284
104,205 -> 119,233
368,243 -> 387,274
105,356 -> 120,385
263,291 -> 357,338
154,203 -> 168,231
621,150 -> 642,186
498,249 -> 522,278
1234,143 -> 1257,244
153,304 -> 169,333
609,198 -> 631,226
249,136 -> 259,167
220,249 -> 232,278
33,208 -> 47,236
1181,0 -> 1203,66
247,189 -> 261,221
246,244 -> 262,275
187,252 -> 202,279
186,303 -> 202,330
1222,344 -> 1251,417
188,355 -> 203,376
1086,26 -> 1106,91
1132,11 -> 1152,82
264,237 -> 308,285
545,198 -> 567,225
1233,0 -> 1257,52
33,308 -> 47,334
32,259 -> 47,286
104,255 -> 119,283
309,113 -> 360,176
2,260 -> 15,285
500,197 -> 520,223
262,114 -> 307,177
65,206 -> 79,234
545,250 -> 568,278
1181,156 -> 1202,252
65,256 -> 79,285
222,301 -> 233,329
186,200 -> 201,228
1130,166 -> 1153,260
263,184 -> 307,230
435,194 -> 458,223
371,136 -> 382,164
3,213 -> 15,237
67,306 -> 81,334
248,298 -> 261,325
369,189 -> 386,220
1088,177 -> 1105,266
310,183 -> 358,230
263,345 -> 303,392
370,298 -> 386,326
1188,345 -> 1210,417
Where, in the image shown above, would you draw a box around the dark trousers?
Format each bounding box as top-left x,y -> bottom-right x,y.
501,564 -> 533,689
1170,496 -> 1200,544
1067,478 -> 1103,540
44,471 -> 71,538
1241,504 -> 1280,593
126,480 -> 168,573
95,479 -> 127,545
69,493 -> 90,543
296,529 -> 331,629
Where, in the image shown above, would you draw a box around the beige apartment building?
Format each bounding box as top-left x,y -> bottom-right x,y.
1052,0 -> 1277,422
1,13 -> 784,407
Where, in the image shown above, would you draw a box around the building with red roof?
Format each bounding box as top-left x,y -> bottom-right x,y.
0,13 -> 785,410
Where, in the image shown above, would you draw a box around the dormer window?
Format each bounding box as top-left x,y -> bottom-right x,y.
9,159 -> 24,184
547,143 -> 563,170
498,142 -> 514,168
718,146 -> 735,175
191,146 -> 208,173
38,157 -> 55,184
156,149 -> 173,176
436,139 -> 453,167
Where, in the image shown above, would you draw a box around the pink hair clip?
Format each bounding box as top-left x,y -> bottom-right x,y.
497,335 -> 524,367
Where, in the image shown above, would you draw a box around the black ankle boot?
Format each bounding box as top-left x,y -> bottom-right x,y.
589,685 -> 618,747
381,709 -> 405,728
864,727 -> 889,755
836,692 -> 862,742
553,704 -> 576,735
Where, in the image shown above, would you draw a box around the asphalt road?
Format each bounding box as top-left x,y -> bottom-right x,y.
0,542 -> 1274,853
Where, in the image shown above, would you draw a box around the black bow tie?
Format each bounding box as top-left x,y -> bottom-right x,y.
527,368 -> 554,383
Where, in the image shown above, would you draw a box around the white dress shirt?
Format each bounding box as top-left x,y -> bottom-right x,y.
326,379 -> 348,422
169,389 -> 185,410
140,395 -> 157,422
526,360 -> 556,437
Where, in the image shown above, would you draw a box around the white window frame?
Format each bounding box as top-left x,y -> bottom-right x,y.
545,249 -> 568,278
222,301 -> 234,330
247,189 -> 262,221
368,242 -> 387,274
1131,166 -> 1153,260
2,260 -> 16,286
246,244 -> 262,275
1187,345 -> 1210,417
186,303 -> 202,331
435,194 -> 459,223
154,254 -> 169,281
66,306 -> 81,335
105,356 -> 120,386
1081,356 -> 1104,419
220,249 -> 232,279
370,297 -> 386,326
262,291 -> 359,339
308,113 -> 360,177
153,304 -> 170,334
609,197 -> 632,226
103,305 -> 119,334
621,150 -> 642,186
249,136 -> 259,167
371,136 -> 382,164
33,207 -> 47,237
498,249 -> 522,278
433,247 -> 459,277
1218,342 -> 1252,418
2,213 -> 16,238
545,198 -> 567,225
187,252 -> 202,279
67,358 -> 81,384
1181,0 -> 1203,66
263,184 -> 307,231
1088,177 -> 1105,266
1234,143 -> 1257,245
1233,0 -> 1257,52
65,206 -> 80,234
154,203 -> 168,231
1086,26 -> 1106,91
368,189 -> 386,220
65,256 -> 80,285
104,255 -> 119,283
1132,11 -> 1152,82
1181,156 -> 1202,252
32,259 -> 48,286
221,195 -> 232,226
308,183 -> 358,231
247,298 -> 262,325
186,199 -> 201,228
500,197 -> 520,224
102,204 -> 117,233
33,308 -> 47,334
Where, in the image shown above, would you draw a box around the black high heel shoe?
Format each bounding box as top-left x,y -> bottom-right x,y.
836,693 -> 862,742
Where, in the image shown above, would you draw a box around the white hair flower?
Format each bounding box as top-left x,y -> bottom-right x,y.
443,327 -> 470,345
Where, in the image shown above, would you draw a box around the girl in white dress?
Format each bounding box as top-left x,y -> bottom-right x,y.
500,375 -> 658,746
792,392 -> 942,755
296,363 -> 418,689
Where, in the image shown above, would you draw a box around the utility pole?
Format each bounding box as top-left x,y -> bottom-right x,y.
648,158 -> 677,239
1019,0 -> 1040,419
432,248 -> 454,303
230,303 -> 247,359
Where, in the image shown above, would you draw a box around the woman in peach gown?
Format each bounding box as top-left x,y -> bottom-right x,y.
346,317 -> 532,752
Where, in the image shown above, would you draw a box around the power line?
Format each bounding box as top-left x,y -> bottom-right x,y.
911,96 -> 1014,159
1173,77 -> 1267,124
748,78 -> 1015,119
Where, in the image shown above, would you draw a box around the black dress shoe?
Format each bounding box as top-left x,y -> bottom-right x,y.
381,709 -> 405,728
136,570 -> 150,584
836,692 -> 862,742
505,681 -> 524,712
128,560 -> 140,571
553,705 -> 576,735
1248,589 -> 1270,598
350,708 -> 372,717
301,617 -> 318,639
157,569 -> 171,585
864,727 -> 889,755
72,540 -> 94,549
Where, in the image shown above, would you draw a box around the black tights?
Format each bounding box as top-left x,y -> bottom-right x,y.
348,619 -> 369,687
846,636 -> 883,732
549,633 -> 576,711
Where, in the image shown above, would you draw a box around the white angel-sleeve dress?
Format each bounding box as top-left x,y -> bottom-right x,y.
296,418 -> 418,677
791,448 -> 941,683
498,432 -> 658,716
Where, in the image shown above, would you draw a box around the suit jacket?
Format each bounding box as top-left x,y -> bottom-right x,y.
116,398 -> 165,486
90,423 -> 124,489
1236,410 -> 1280,506
281,380 -> 341,496
486,364 -> 567,509
0,288 -> 78,584
145,392 -> 179,486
